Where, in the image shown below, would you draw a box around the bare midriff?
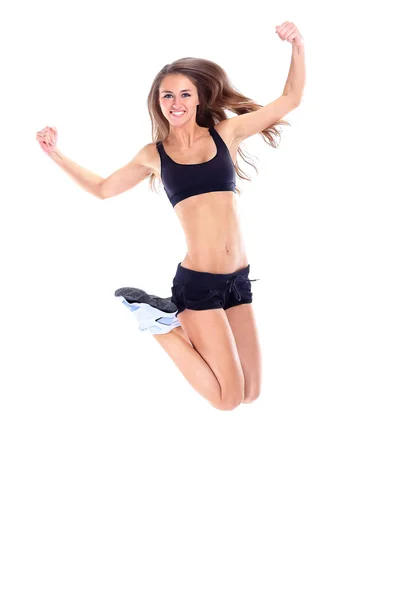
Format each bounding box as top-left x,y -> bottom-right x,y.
173,189 -> 249,274
149,123 -> 249,274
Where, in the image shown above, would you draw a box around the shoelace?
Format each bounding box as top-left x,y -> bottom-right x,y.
225,275 -> 260,302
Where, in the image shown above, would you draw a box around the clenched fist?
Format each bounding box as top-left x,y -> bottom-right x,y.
36,126 -> 58,154
275,22 -> 304,48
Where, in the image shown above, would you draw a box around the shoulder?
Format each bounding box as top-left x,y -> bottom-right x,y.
213,119 -> 237,148
141,142 -> 161,180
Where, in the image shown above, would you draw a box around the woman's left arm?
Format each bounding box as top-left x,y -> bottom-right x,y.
276,22 -> 306,104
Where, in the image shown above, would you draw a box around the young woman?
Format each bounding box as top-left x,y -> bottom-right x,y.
36,22 -> 305,411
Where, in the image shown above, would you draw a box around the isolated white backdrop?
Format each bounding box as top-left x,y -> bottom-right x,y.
1,0 -> 399,598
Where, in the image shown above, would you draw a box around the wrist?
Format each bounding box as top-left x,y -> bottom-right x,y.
48,148 -> 62,161
292,40 -> 304,53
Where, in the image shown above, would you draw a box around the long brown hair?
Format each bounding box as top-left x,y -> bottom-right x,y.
147,57 -> 290,196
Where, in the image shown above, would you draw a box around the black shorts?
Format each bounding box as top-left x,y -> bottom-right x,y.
171,262 -> 260,316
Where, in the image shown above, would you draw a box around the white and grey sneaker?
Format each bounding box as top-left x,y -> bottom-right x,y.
114,287 -> 181,335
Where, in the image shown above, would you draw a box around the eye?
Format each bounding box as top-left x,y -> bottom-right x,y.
163,93 -> 191,99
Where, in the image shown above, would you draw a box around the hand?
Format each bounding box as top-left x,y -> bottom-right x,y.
275,22 -> 304,48
36,126 -> 58,154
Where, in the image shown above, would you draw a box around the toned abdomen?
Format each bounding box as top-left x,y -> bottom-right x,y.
175,191 -> 249,274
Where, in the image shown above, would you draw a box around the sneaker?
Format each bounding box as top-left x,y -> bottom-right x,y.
114,286 -> 181,335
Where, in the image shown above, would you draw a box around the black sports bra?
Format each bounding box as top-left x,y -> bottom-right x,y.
156,126 -> 236,208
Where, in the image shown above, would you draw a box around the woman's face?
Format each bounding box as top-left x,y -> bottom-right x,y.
159,74 -> 199,125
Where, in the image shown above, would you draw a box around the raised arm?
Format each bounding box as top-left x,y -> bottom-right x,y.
46,149 -> 104,198
99,143 -> 153,200
223,23 -> 305,143
45,142 -> 153,200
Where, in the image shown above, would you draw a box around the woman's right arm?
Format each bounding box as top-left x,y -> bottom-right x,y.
99,144 -> 154,200
37,126 -> 154,200
47,149 -> 105,199
48,145 -> 153,200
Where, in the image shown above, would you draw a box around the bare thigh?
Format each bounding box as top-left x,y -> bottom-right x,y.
177,308 -> 245,407
225,303 -> 262,403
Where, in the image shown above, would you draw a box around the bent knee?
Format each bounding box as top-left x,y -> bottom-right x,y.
211,394 -> 244,411
242,390 -> 261,404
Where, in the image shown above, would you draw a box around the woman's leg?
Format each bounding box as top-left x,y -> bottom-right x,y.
153,262 -> 248,410
172,325 -> 193,346
151,327 -> 223,409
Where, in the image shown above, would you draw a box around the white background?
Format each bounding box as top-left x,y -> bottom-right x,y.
1,0 -> 399,598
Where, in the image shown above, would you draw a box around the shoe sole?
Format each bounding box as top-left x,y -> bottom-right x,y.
115,287 -> 180,334
115,286 -> 177,313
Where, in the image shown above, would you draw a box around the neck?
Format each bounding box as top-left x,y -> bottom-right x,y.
168,122 -> 207,148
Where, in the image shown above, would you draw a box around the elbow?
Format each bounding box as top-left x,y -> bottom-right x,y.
292,92 -> 304,107
97,180 -> 106,200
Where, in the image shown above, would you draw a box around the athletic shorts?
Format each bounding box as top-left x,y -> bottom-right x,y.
171,262 -> 260,316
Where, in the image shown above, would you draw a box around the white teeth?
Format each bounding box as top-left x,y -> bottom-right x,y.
171,111 -> 185,116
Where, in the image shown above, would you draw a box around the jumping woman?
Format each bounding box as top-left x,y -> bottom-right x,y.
36,21 -> 305,412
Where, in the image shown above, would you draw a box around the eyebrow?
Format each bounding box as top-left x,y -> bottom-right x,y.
160,89 -> 192,93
